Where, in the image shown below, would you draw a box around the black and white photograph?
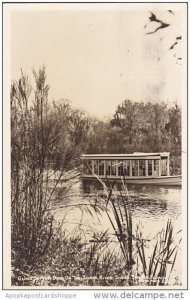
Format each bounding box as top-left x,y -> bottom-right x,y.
2,2 -> 188,291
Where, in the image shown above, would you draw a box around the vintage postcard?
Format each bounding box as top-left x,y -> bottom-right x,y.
2,2 -> 188,291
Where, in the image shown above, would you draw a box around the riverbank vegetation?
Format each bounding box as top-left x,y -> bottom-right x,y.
12,181 -> 181,287
11,68 -> 181,286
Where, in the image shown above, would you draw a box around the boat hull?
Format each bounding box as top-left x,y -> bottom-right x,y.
80,175 -> 182,186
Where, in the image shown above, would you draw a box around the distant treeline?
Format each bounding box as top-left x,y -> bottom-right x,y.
86,100 -> 181,173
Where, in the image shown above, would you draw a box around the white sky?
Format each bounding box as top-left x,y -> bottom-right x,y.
10,3 -> 186,118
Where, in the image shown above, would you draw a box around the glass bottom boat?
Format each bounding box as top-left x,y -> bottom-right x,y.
80,152 -> 182,187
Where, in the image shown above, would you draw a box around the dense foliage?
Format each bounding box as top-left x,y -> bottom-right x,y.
11,67 -> 89,265
86,100 -> 181,173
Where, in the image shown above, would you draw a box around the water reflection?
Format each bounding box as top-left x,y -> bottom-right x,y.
80,179 -> 181,217
53,178 -> 181,236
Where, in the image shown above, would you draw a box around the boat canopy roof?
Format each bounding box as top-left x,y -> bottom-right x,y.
81,152 -> 170,160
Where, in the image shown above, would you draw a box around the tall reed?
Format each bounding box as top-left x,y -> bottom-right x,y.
135,219 -> 180,285
86,165 -> 181,286
88,170 -> 135,271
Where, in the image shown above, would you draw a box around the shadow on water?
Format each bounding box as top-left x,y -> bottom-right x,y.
80,178 -> 181,219
52,177 -> 181,237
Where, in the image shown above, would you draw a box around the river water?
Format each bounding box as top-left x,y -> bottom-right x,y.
52,177 -> 182,285
52,178 -> 181,235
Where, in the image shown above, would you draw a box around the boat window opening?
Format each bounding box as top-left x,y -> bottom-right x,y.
94,160 -> 99,175
124,161 -> 130,176
154,160 -> 158,171
111,160 -> 117,176
106,160 -> 111,176
118,161 -> 124,176
161,159 -> 167,176
153,160 -> 159,177
132,160 -> 138,176
139,160 -> 146,176
99,160 -> 105,176
148,160 -> 152,176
